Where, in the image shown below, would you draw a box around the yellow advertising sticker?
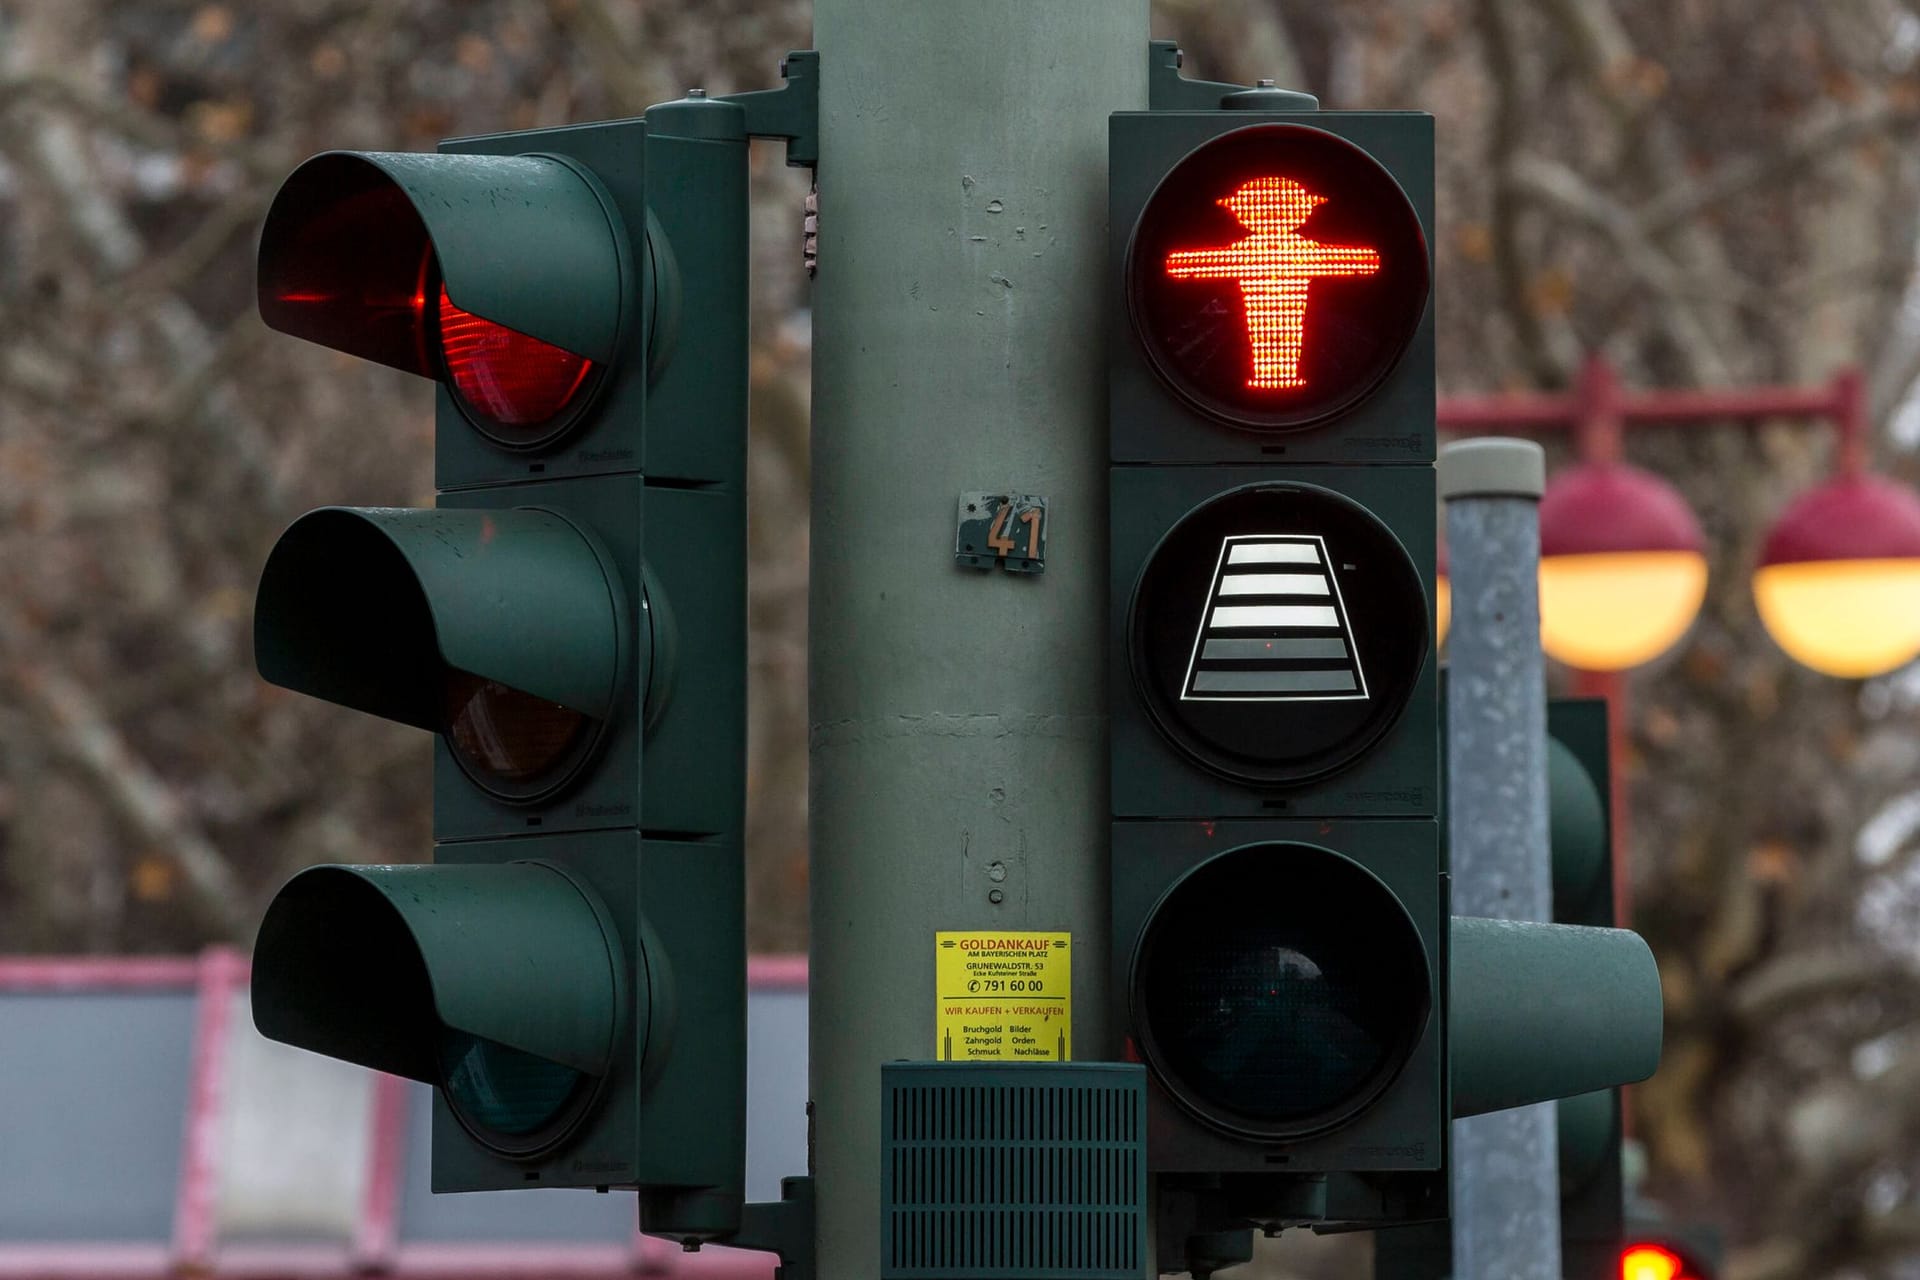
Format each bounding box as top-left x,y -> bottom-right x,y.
935,931 -> 1071,1061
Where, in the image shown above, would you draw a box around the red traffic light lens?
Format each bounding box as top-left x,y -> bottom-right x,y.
445,670 -> 599,802
438,284 -> 596,444
1128,125 -> 1429,431
1621,1244 -> 1687,1280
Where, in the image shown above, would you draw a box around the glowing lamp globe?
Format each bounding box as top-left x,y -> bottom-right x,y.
1538,463 -> 1708,672
1754,475 -> 1920,677
1436,541 -> 1450,646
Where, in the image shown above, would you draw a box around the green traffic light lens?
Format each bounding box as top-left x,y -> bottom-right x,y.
439,1029 -> 594,1152
445,670 -> 600,803
1132,841 -> 1429,1138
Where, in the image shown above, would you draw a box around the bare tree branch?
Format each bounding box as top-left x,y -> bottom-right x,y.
1472,0 -> 1579,383
1531,0 -> 1744,381
1641,94 -> 1920,237
1509,152 -> 1733,380
543,0 -> 667,117
11,662 -> 249,939
1728,947 -> 1920,1027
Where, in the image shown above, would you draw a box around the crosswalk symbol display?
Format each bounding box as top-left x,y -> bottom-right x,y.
1126,481 -> 1426,787
1182,534 -> 1369,702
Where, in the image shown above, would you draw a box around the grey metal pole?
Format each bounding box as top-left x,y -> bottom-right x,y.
808,7 -> 1147,1278
1441,437 -> 1561,1280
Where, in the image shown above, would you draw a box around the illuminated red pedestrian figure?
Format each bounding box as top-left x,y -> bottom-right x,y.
1164,176 -> 1382,391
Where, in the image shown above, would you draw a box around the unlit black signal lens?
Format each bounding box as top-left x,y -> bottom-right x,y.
1133,841 -> 1429,1136
444,670 -> 597,801
439,1030 -> 594,1155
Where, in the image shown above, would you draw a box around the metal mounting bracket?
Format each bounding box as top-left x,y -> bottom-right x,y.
715,1176 -> 815,1280
721,51 -> 819,168
1147,39 -> 1318,112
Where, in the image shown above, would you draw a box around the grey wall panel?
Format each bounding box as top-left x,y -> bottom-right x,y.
744,989 -> 807,1203
0,993 -> 196,1241
217,990 -> 374,1243
0,979 -> 810,1247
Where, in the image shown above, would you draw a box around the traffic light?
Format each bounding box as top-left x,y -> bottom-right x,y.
1619,1223 -> 1721,1280
247,95 -> 750,1244
1108,56 -> 1663,1244
1107,69 -> 1449,1233
1550,698 -> 1627,1280
1371,696 -> 1638,1280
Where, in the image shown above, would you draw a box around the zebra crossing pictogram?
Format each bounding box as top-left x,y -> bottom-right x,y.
1180,534 -> 1369,702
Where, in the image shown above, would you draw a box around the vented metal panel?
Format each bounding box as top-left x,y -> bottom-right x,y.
881,1062 -> 1147,1280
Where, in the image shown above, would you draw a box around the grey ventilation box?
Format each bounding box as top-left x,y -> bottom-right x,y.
880,1062 -> 1148,1280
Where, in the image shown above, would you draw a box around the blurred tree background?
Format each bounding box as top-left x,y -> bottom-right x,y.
6,0 -> 1920,1276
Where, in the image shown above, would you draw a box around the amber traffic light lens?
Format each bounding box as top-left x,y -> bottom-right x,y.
1128,124 -> 1429,431
445,670 -> 597,801
1132,842 -> 1430,1137
438,284 -> 596,446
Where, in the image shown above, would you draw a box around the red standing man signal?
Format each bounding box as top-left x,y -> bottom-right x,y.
1165,176 -> 1382,392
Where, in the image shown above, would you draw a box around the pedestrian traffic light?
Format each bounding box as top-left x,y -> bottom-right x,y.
247,96 -> 750,1245
1108,76 -> 1449,1233
1109,60 -> 1662,1240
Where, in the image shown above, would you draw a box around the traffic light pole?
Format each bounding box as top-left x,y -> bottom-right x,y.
809,4 -> 1147,1277
1441,438 -> 1562,1279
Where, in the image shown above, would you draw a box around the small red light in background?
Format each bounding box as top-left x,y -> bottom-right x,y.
438,284 -> 593,431
1164,176 -> 1382,391
1620,1243 -> 1688,1280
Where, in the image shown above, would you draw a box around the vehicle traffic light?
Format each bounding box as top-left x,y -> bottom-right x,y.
1619,1223 -> 1721,1280
1108,70 -> 1449,1234
247,96 -> 750,1244
1108,58 -> 1663,1245
1371,697 -> 1637,1280
1549,698 -> 1626,1280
